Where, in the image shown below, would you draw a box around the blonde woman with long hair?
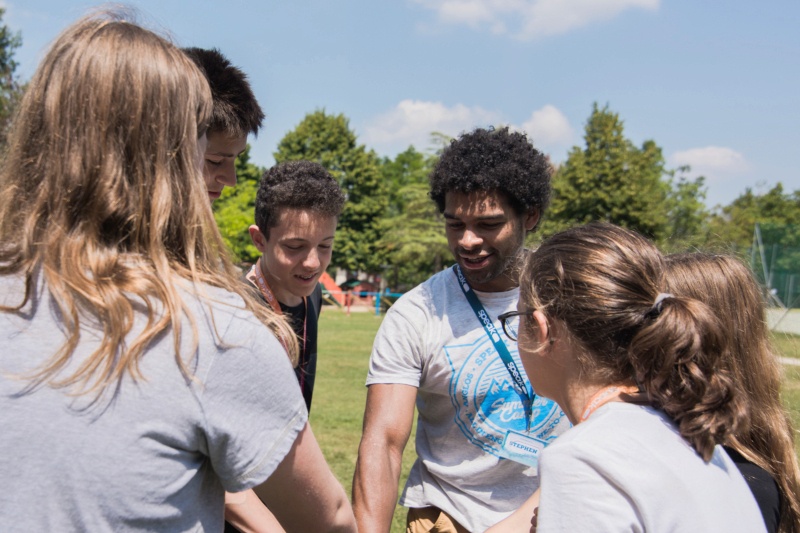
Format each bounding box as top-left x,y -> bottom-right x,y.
666,253 -> 800,533
0,11 -> 355,532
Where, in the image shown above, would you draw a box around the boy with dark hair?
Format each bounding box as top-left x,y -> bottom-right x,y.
353,127 -> 570,533
225,163 -> 345,530
245,160 -> 346,411
183,47 -> 265,202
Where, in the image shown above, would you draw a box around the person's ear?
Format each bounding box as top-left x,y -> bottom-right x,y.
524,209 -> 540,232
248,225 -> 267,253
531,310 -> 550,347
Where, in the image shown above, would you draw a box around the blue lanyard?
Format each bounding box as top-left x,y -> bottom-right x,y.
453,265 -> 534,429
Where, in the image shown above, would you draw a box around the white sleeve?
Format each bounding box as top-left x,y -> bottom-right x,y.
366,294 -> 429,388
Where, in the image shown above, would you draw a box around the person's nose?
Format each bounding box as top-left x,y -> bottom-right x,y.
217,160 -> 237,188
459,228 -> 482,251
303,248 -> 321,270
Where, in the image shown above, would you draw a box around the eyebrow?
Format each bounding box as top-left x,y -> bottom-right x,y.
280,235 -> 336,243
443,213 -> 506,221
206,149 -> 245,158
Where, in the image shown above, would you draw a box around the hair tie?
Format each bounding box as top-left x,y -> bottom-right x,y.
645,292 -> 673,319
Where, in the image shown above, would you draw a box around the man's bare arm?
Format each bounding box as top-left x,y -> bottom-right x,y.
352,383 -> 417,533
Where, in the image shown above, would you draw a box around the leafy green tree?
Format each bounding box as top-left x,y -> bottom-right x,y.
380,145 -> 432,217
707,183 -> 800,256
706,184 -> 800,305
379,182 -> 449,290
542,104 -> 670,240
661,168 -> 709,251
0,8 -> 23,151
212,146 -> 264,263
377,146 -> 448,289
274,110 -> 387,275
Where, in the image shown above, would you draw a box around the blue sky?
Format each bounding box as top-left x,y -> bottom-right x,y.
6,0 -> 799,208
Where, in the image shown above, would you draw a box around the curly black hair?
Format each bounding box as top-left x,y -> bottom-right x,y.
182,47 -> 264,138
429,127 -> 551,218
255,161 -> 345,238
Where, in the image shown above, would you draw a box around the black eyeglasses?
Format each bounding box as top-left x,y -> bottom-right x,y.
498,308 -> 534,341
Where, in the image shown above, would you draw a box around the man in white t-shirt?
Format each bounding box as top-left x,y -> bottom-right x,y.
353,127 -> 571,533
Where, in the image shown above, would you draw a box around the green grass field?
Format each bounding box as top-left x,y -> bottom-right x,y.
311,308 -> 800,533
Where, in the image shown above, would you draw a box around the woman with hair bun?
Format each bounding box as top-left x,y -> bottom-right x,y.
665,253 -> 800,533
502,222 -> 766,532
0,10 -> 355,532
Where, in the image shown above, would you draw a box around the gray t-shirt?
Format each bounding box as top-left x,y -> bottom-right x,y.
537,402 -> 766,532
0,272 -> 307,532
367,268 -> 570,533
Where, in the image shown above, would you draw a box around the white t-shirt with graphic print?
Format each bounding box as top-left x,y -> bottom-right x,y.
367,267 -> 570,533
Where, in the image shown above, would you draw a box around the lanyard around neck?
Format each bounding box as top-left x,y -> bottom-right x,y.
248,260 -> 308,364
252,258 -> 282,313
453,265 -> 535,428
579,385 -> 642,422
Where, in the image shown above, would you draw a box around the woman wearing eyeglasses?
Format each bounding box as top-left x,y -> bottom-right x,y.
497,222 -> 766,532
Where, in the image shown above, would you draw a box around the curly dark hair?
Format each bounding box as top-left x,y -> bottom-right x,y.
429,127 -> 551,219
255,161 -> 345,238
182,47 -> 264,138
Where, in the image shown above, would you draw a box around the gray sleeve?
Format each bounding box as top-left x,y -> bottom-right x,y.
366,294 -> 428,388
197,323 -> 308,493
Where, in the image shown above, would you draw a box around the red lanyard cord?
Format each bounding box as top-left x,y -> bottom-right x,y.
248,260 -> 308,367
579,385 -> 643,422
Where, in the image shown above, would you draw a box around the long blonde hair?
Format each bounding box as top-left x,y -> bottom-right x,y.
0,11 -> 296,396
666,253 -> 800,533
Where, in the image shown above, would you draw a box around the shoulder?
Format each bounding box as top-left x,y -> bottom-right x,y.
723,447 -> 781,532
368,271 -> 457,377
387,268 -> 457,316
178,280 -> 278,351
543,404 -> 669,463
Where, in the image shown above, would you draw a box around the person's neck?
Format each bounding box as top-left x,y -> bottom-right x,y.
258,259 -> 303,307
469,271 -> 518,293
561,382 -> 605,425
561,380 -> 640,425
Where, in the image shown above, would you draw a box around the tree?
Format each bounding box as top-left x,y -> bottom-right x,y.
377,146 -> 448,289
212,146 -> 264,263
380,145 -> 432,217
274,110 -> 387,275
542,104 -> 670,240
707,183 -> 800,256
661,168 -> 709,251
706,184 -> 800,306
0,7 -> 23,151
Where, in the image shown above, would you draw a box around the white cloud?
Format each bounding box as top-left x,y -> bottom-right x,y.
669,146 -> 750,182
362,100 -> 575,159
519,105 -> 574,155
412,0 -> 659,39
361,99 -> 502,154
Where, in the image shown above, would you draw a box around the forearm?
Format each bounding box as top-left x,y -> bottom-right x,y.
353,383 -> 417,533
352,442 -> 403,533
224,490 -> 286,533
485,489 -> 540,533
253,423 -> 357,533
